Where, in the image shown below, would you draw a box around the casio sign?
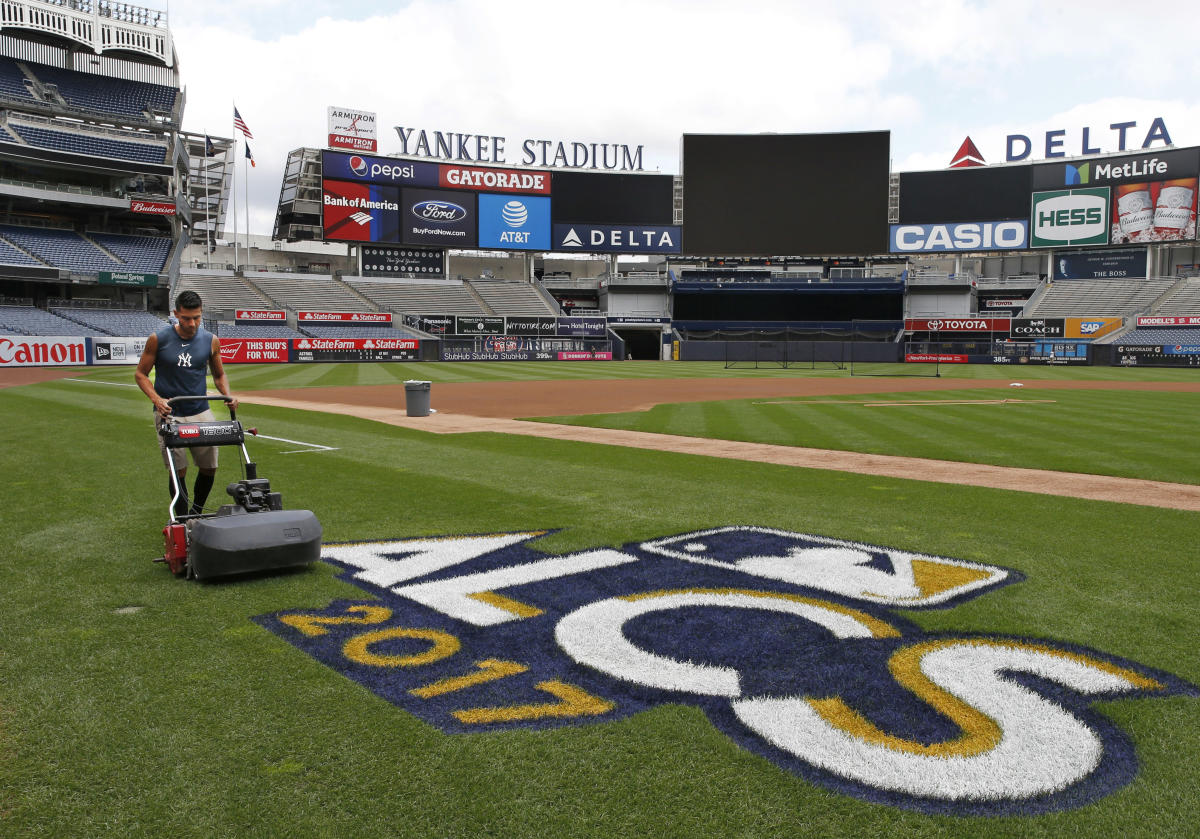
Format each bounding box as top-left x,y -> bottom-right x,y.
890,221 -> 1027,253
413,200 -> 466,223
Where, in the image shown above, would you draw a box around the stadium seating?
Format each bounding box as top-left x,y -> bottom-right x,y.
50,307 -> 166,336
467,279 -> 557,316
87,232 -> 171,273
25,61 -> 177,119
1113,327 -> 1200,345
247,274 -> 373,311
0,235 -> 46,267
345,279 -> 486,315
1024,279 -> 1177,317
0,58 -> 35,103
299,324 -> 423,339
9,123 -> 167,164
0,304 -> 105,335
175,272 -> 277,312
0,226 -> 122,272
218,323 -> 305,339
1153,279 -> 1200,315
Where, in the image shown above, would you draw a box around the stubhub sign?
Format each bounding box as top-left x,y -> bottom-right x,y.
890,221 -> 1028,253
478,194 -> 550,250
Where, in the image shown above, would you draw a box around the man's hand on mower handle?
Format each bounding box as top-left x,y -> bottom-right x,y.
154,397 -> 172,419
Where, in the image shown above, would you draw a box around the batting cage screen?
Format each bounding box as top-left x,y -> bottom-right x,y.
848,319 -> 940,376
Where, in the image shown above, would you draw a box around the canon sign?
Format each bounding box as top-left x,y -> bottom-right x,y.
890,221 -> 1028,252
0,337 -> 86,366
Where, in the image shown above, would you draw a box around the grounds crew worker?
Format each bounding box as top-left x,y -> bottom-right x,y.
135,290 -> 237,517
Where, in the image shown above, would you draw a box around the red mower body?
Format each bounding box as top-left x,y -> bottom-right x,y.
162,523 -> 188,575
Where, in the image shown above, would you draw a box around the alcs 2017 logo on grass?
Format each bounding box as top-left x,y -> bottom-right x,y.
254,527 -> 1195,816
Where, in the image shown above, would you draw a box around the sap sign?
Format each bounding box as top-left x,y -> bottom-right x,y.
477,194 -> 550,251
890,221 -> 1028,253
1031,188 -> 1111,248
552,224 -> 682,254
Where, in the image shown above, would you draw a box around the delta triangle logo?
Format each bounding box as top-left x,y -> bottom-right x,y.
949,137 -> 986,168
562,228 -> 583,248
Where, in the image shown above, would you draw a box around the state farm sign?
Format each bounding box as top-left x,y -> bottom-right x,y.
235,310 -> 286,322
129,199 -> 176,216
0,336 -> 86,366
905,318 -> 1011,332
297,311 -> 392,323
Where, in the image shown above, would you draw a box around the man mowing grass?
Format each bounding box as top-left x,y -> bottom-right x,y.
135,290 -> 237,516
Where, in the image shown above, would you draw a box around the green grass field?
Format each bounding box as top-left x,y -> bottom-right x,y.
2,363 -> 1199,838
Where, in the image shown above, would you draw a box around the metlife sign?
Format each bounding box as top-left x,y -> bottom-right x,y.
477,194 -> 550,251
1030,188 -> 1111,248
552,224 -> 682,254
1031,147 -> 1200,189
889,220 -> 1028,253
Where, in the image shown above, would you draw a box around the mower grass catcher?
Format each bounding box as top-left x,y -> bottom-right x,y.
158,395 -> 321,581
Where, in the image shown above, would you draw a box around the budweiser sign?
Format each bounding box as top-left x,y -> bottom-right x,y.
129,199 -> 176,216
235,310 -> 286,322
297,311 -> 392,323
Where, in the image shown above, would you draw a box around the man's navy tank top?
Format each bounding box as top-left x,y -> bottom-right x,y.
153,323 -> 213,417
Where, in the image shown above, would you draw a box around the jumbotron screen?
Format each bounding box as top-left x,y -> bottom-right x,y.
681,132 -> 890,256
897,165 -> 1033,224
551,171 -> 674,224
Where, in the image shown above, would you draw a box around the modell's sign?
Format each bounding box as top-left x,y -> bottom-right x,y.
298,311 -> 392,323
0,336 -> 86,366
235,310 -> 286,322
129,199 -> 175,216
1138,315 -> 1200,326
328,107 -> 377,153
905,318 -> 1011,332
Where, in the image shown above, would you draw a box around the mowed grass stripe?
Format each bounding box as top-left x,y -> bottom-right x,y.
540,388 -> 1200,485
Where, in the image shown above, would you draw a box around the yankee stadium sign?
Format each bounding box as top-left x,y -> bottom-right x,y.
394,126 -> 645,171
256,526 -> 1195,816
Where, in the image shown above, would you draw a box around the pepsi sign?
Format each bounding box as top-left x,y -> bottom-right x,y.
322,150 -> 439,187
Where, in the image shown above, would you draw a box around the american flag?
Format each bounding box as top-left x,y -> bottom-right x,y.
233,107 -> 253,139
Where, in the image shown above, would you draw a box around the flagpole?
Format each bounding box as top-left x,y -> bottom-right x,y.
244,138 -> 250,270
204,130 -> 211,263
231,108 -> 239,272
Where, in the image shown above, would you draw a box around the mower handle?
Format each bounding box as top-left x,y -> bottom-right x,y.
166,394 -> 237,421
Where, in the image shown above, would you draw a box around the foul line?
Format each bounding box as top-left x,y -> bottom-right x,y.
62,379 -> 336,454
249,433 -> 338,455
753,398 -> 1057,407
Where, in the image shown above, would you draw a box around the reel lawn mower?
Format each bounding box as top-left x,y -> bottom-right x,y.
157,395 -> 322,580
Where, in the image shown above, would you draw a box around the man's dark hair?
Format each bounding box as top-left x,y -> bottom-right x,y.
175,290 -> 202,311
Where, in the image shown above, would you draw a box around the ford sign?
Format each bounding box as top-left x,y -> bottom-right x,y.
413,200 -> 467,223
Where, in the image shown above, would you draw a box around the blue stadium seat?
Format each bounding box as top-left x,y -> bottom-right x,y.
9,124 -> 167,164
25,61 -> 178,118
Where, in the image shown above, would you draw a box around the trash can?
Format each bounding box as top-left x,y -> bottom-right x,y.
404,380 -> 431,417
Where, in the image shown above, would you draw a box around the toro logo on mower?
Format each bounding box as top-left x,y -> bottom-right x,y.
177,425 -> 200,437
256,526 -> 1196,817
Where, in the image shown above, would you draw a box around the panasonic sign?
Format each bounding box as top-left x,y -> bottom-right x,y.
889,221 -> 1028,253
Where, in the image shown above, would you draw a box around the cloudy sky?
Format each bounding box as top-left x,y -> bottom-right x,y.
164,0 -> 1200,236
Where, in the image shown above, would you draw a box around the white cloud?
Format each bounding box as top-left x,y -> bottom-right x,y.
168,0 -> 1200,232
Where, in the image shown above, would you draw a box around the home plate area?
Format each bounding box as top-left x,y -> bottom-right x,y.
254,526 -> 1196,817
